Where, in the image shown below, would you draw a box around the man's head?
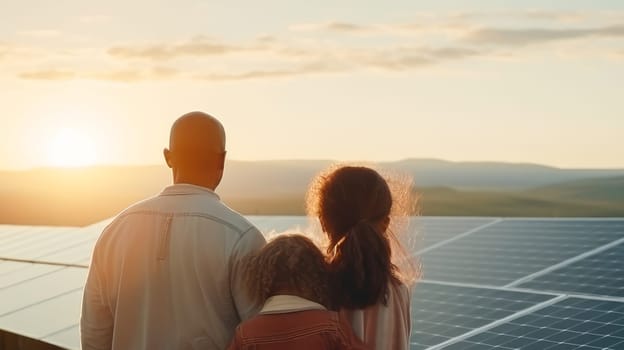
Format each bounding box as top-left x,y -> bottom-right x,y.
163,111 -> 226,189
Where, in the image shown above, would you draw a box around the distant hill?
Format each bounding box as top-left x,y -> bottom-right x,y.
528,175 -> 624,203
390,159 -> 624,190
1,159 -> 623,225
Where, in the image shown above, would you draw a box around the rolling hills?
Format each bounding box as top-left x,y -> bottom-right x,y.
1,159 -> 623,226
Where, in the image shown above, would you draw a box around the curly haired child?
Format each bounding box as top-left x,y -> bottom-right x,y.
227,234 -> 369,350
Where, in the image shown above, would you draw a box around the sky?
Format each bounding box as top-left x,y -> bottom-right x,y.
1,0 -> 623,170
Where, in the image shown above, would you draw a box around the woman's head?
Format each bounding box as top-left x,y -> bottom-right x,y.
307,166 -> 420,308
306,165 -> 408,309
244,234 -> 330,307
311,166 -> 392,247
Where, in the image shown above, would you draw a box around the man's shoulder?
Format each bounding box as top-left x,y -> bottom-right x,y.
202,203 -> 258,236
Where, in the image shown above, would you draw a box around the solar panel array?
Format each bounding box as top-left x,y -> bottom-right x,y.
1,216 -> 623,349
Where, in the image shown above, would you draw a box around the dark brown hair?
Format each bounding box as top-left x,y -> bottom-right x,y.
244,234 -> 331,307
307,166 -> 401,309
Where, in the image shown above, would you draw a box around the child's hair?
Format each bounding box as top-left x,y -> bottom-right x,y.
244,234 -> 331,307
306,165 -> 420,309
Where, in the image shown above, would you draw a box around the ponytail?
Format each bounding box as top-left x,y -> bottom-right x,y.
329,221 -> 398,309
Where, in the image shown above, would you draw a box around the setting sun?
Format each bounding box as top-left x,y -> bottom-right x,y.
46,127 -> 97,167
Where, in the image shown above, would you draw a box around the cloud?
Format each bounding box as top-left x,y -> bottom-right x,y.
14,43 -> 486,83
194,62 -> 344,81
11,11 -> 624,83
18,69 -> 76,80
466,25 -> 624,46
17,66 -> 180,82
108,36 -> 248,60
452,10 -> 590,23
290,21 -> 376,34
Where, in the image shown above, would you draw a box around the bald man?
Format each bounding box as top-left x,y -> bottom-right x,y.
81,112 -> 266,350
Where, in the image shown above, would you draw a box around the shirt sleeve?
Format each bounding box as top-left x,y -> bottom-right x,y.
230,226 -> 267,321
80,248 -> 114,350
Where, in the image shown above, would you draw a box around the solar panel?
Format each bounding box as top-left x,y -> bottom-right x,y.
44,325 -> 80,350
0,267 -> 85,316
519,241 -> 624,298
420,219 -> 624,286
1,217 -> 624,350
440,297 -> 624,350
0,288 -> 83,341
410,282 -> 555,350
0,264 -> 60,289
411,217 -> 498,249
0,227 -> 76,257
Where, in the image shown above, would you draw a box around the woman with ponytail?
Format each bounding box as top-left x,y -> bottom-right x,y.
307,165 -> 419,350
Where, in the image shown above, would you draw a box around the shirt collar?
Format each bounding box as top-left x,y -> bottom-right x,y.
260,295 -> 326,315
160,183 -> 220,199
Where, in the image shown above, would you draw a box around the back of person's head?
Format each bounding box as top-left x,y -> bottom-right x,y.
163,111 -> 226,189
245,234 -> 330,308
307,166 -> 400,309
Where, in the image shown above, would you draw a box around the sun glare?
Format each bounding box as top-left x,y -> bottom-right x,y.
46,128 -> 97,167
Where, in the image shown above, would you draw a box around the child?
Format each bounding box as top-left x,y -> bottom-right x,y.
228,234 -> 369,350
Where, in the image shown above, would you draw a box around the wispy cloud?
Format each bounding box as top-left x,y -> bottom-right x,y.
451,10 -> 591,23
290,21 -> 379,34
194,62 -> 345,81
107,36 -> 256,60
10,10 -> 624,83
466,25 -> 624,46
17,66 -> 180,82
19,69 -> 76,80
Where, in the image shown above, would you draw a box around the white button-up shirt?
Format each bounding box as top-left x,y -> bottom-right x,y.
81,184 -> 266,350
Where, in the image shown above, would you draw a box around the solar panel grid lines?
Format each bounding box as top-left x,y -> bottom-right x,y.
408,217 -> 498,248
0,264 -> 62,290
0,226 -> 38,243
419,219 -> 624,286
506,235 -> 624,289
0,288 -> 84,341
43,324 -> 80,349
0,267 -> 86,317
0,230 -> 81,259
0,257 -> 88,269
1,217 -> 624,350
442,297 -> 624,350
420,293 -> 567,350
409,282 -> 558,350
0,227 -> 72,254
517,241 -> 624,298
412,218 -> 502,255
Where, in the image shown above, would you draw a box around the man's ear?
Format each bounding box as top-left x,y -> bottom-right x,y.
163,148 -> 173,168
217,151 -> 226,170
